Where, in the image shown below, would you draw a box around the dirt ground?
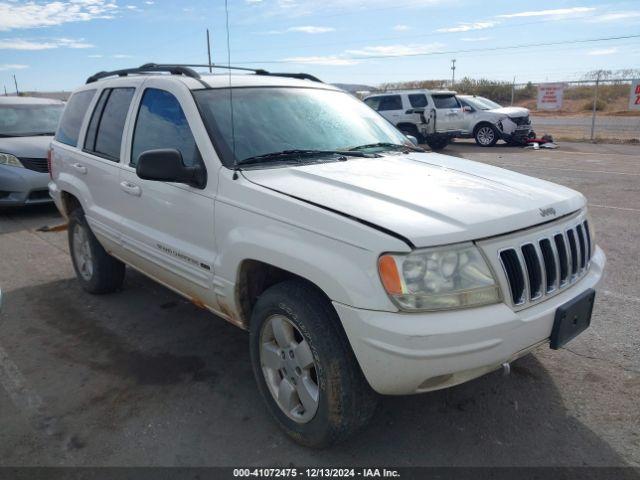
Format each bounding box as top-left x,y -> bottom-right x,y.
0,141 -> 638,467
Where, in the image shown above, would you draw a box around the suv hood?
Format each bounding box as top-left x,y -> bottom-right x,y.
488,106 -> 529,117
242,153 -> 585,247
0,136 -> 52,158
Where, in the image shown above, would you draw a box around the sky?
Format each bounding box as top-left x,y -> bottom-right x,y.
1,0 -> 639,92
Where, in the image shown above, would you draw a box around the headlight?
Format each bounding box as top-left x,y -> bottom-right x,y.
0,153 -> 24,168
378,243 -> 501,311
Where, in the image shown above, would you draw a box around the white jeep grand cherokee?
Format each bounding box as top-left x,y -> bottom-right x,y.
49,64 -> 605,447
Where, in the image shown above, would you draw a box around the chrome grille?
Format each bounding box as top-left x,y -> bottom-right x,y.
498,220 -> 592,306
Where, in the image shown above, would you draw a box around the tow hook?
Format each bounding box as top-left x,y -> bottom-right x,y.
502,362 -> 511,376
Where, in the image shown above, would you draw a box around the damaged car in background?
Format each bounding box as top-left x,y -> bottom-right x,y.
457,95 -> 534,147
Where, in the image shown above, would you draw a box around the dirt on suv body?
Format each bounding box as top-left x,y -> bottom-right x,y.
49,65 -> 605,447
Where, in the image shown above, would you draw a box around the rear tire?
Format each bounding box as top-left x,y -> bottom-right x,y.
474,124 -> 498,147
425,137 -> 449,151
68,208 -> 125,294
249,280 -> 378,448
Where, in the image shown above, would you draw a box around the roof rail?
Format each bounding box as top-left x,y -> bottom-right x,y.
86,63 -> 200,84
151,64 -> 323,83
85,63 -> 323,84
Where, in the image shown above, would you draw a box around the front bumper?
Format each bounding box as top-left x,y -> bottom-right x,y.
0,165 -> 51,206
336,246 -> 605,395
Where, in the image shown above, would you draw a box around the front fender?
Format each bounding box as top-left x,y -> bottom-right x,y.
213,171 -> 409,317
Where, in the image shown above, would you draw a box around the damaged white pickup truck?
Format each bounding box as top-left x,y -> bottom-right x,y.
50,64 -> 604,447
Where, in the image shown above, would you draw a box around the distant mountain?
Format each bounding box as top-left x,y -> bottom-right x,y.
332,83 -> 375,93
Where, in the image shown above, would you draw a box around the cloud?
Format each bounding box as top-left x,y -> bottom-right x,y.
0,37 -> 93,50
587,11 -> 640,22
145,0 -> 155,4
460,36 -> 491,41
259,25 -> 336,34
587,47 -> 618,56
288,25 -> 335,33
346,42 -> 444,57
497,7 -> 595,18
282,55 -> 359,65
393,24 -> 411,31
436,21 -> 497,32
112,54 -> 133,58
0,0 -> 119,31
0,63 -> 28,71
88,54 -> 103,58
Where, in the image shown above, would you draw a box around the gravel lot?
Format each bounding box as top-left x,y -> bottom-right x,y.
0,141 -> 638,467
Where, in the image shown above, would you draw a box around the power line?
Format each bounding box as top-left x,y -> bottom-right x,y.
233,34 -> 640,65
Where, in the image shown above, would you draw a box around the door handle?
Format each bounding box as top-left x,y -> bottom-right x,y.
120,181 -> 142,197
71,163 -> 87,174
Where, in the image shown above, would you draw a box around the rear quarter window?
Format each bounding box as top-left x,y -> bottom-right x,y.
55,90 -> 96,146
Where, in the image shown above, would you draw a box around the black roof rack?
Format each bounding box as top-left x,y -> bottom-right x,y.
86,64 -> 201,84
85,63 -> 322,84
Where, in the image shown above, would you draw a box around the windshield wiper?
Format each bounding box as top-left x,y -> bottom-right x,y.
348,142 -> 424,152
236,149 -> 369,167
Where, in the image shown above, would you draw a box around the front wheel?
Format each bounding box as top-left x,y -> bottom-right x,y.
249,280 -> 377,447
474,124 -> 499,147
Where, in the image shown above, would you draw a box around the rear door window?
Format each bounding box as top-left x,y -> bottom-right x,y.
378,95 -> 403,111
433,95 -> 460,109
408,94 -> 428,108
84,88 -> 135,161
55,90 -> 96,146
131,88 -> 200,167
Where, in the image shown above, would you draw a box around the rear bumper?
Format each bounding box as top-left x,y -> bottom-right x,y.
0,165 -> 51,206
336,247 -> 605,395
48,181 -> 66,217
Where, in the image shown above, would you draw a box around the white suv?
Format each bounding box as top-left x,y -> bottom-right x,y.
49,64 -> 605,447
457,95 -> 534,146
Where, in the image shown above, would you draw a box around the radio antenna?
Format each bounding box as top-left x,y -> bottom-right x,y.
224,0 -> 238,178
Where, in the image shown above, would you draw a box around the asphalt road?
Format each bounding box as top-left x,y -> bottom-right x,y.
0,141 -> 638,467
531,115 -> 640,141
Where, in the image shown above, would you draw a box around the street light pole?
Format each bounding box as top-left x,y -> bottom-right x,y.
451,59 -> 456,87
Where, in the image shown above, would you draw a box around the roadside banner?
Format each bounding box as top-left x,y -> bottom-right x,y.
629,79 -> 640,110
537,83 -> 565,111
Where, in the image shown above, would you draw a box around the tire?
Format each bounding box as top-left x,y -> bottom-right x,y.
249,280 -> 378,448
68,208 -> 125,294
425,137 -> 449,151
474,124 -> 498,147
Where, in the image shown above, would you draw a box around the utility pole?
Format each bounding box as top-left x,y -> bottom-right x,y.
206,29 -> 213,73
13,74 -> 19,95
510,76 -> 515,106
451,59 -> 456,87
590,70 -> 601,142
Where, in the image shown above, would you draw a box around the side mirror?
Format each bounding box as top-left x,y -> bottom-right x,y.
136,149 -> 206,189
462,106 -> 473,113
406,135 -> 419,146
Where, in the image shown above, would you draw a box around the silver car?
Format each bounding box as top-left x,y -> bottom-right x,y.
0,96 -> 64,206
